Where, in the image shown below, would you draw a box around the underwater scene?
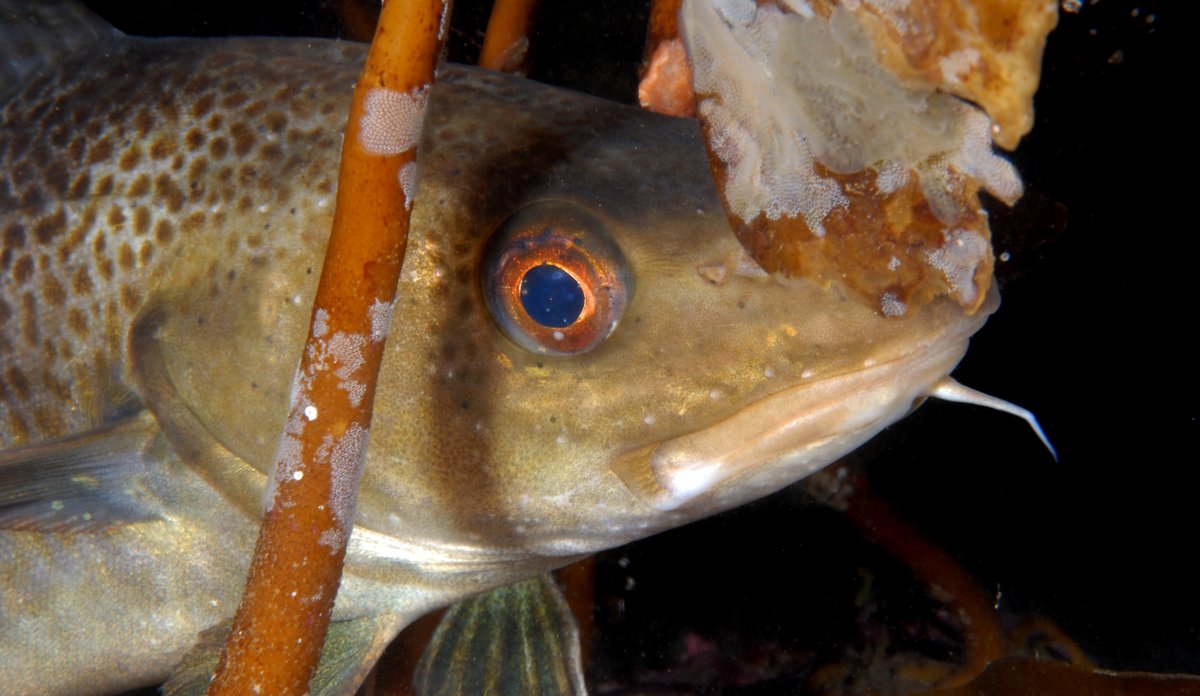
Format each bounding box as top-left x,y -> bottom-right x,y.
3,0 -> 1192,693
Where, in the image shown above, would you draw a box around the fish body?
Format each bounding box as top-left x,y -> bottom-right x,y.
0,6 -> 994,695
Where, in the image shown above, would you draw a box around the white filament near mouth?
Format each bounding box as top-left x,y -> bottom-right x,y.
925,377 -> 1057,460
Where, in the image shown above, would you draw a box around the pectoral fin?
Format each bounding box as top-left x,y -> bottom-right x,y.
163,613 -> 405,696
414,574 -> 588,696
0,410 -> 165,531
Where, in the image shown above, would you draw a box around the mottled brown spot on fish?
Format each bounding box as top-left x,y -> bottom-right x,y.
33,208 -> 66,244
72,266 -> 94,297
187,158 -> 208,191
185,127 -> 206,151
230,122 -> 256,157
118,144 -> 143,172
41,276 -> 65,307
120,284 -> 140,313
156,98 -> 179,125
43,161 -> 70,196
18,186 -> 44,215
184,74 -> 216,97
260,143 -> 283,162
41,368 -> 70,402
107,206 -> 126,229
67,136 -> 87,164
127,174 -> 150,198
92,226 -> 107,255
68,307 -> 90,338
94,174 -> 114,197
3,222 -> 25,256
48,126 -> 71,150
0,297 -> 11,327
19,292 -> 37,346
220,90 -> 249,109
153,174 -> 185,213
118,242 -> 136,272
7,411 -> 30,444
58,211 -> 93,262
28,141 -> 50,169
138,241 -> 154,266
209,137 -> 229,159
155,219 -> 175,245
237,165 -> 258,188
149,134 -> 178,161
193,92 -> 216,118
12,256 -> 34,285
182,211 -> 206,235
67,171 -> 91,199
133,206 -> 152,236
244,100 -> 267,118
134,109 -> 155,136
33,405 -> 64,438
264,111 -> 286,134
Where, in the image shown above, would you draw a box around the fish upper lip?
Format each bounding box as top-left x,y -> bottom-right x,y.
613,300 -> 992,512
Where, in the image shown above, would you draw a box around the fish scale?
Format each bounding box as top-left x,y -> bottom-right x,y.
0,37 -> 356,445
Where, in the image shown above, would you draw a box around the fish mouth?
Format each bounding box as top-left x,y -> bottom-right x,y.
611,294 -> 995,513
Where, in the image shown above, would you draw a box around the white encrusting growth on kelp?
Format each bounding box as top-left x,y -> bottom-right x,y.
265,301 -> 396,528
357,85 -> 430,157
682,0 -> 1022,230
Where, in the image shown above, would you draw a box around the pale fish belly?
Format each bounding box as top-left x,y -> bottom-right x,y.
0,37 -> 364,447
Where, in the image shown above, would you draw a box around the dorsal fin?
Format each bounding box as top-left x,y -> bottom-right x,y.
0,0 -> 121,102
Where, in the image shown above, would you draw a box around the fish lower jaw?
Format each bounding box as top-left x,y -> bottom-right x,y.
612,338 -> 972,513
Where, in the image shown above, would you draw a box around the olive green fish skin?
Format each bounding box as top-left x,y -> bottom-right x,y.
0,30 -> 991,696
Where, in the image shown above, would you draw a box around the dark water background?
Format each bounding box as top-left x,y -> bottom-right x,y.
82,0 -> 1196,686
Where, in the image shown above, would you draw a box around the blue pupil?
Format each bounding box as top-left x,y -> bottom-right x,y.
519,264 -> 584,328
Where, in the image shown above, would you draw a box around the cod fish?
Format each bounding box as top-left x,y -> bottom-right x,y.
0,3 -> 1042,694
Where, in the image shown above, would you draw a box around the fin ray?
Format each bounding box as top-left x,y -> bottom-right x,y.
414,574 -> 587,696
0,411 -> 165,531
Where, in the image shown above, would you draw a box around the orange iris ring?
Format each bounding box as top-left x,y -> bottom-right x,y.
496,236 -> 619,354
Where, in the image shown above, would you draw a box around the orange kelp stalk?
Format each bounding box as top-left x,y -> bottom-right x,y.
678,0 -> 1056,316
207,1 -> 450,694
843,470 -> 1004,689
638,0 -> 696,117
479,0 -> 537,73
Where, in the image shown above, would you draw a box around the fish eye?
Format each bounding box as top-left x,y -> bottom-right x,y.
483,202 -> 631,355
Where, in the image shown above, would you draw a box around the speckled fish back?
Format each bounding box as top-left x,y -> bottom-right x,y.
0,35 -> 366,445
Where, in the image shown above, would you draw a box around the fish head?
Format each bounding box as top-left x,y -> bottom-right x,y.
357,69 -> 996,560
143,66 -> 993,579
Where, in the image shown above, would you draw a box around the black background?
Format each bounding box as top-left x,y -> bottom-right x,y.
81,0 -> 1197,685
